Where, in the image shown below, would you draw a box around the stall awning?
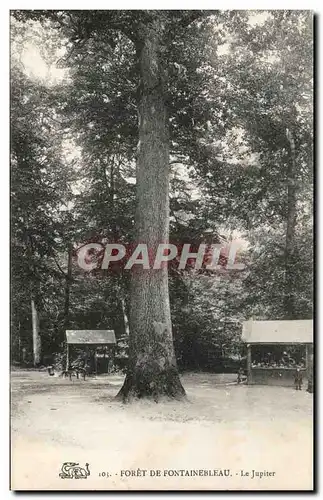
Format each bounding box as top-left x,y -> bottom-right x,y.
66,330 -> 116,345
242,320 -> 313,344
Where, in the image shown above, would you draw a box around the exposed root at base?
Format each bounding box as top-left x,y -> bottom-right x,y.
116,370 -> 187,403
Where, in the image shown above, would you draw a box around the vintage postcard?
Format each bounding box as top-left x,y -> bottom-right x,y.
10,9 -> 314,491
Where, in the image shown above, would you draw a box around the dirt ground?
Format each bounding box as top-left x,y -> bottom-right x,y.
10,369 -> 313,491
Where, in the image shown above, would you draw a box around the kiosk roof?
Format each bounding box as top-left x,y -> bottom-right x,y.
242,320 -> 313,344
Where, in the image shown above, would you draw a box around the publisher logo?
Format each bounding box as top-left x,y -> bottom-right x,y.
59,462 -> 90,479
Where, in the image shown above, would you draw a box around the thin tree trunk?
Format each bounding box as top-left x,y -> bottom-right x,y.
121,297 -> 130,336
27,234 -> 41,366
63,243 -> 73,335
18,320 -> 21,364
31,298 -> 41,366
284,128 -> 297,319
118,16 -> 185,401
63,243 -> 73,369
110,159 -> 117,239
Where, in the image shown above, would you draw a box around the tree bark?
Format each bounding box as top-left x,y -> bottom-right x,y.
284,128 -> 297,319
31,298 -> 41,366
117,16 -> 186,401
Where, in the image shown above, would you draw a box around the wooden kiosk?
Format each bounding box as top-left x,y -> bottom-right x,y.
65,330 -> 116,374
242,320 -> 313,386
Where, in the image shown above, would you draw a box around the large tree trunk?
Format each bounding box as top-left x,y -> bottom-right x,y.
118,16 -> 186,401
31,298 -> 41,366
284,127 -> 297,319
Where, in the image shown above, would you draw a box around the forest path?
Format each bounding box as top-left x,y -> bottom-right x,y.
11,370 -> 313,490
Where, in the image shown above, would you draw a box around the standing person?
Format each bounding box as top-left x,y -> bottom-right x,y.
294,367 -> 303,390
